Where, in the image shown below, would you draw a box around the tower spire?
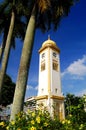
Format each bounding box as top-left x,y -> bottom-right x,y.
48,35 -> 50,40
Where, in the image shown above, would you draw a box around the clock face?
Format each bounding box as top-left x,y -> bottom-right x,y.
41,53 -> 45,59
53,52 -> 57,58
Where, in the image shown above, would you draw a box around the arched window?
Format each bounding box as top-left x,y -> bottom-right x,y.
41,62 -> 45,71
53,61 -> 58,71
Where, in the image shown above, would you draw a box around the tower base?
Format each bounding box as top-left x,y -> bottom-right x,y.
36,95 -> 65,120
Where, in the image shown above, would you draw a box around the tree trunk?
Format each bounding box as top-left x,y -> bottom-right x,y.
10,5 -> 37,121
0,11 -> 15,103
0,43 -> 4,63
0,33 -> 8,63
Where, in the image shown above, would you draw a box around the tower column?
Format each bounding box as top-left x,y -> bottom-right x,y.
48,47 -> 51,93
37,37 -> 65,120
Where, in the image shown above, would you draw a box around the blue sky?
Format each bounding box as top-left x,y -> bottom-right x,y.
1,0 -> 86,98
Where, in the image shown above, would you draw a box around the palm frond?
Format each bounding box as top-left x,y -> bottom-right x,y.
38,0 -> 51,13
0,0 -> 9,14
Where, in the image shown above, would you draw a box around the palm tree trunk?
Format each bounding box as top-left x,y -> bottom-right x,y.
10,5 -> 37,121
0,11 -> 15,103
0,43 -> 3,62
0,43 -> 4,63
0,33 -> 7,63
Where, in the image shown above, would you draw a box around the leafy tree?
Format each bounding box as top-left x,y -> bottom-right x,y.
10,0 -> 79,120
64,93 -> 81,115
0,74 -> 15,106
0,0 -> 28,103
0,0 -> 10,62
65,93 -> 86,124
0,8 -> 26,63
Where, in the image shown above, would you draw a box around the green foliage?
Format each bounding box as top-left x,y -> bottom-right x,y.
65,94 -> 83,115
0,0 -> 27,44
0,109 -> 61,130
24,99 -> 36,108
0,108 -> 86,130
0,93 -> 86,129
65,93 -> 86,125
0,74 -> 15,106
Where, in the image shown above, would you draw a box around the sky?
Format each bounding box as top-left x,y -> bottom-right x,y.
1,0 -> 86,99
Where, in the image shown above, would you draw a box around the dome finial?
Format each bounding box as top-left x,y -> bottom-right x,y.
48,35 -> 50,40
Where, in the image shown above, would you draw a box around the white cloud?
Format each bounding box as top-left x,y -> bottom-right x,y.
25,85 -> 38,99
27,85 -> 34,90
70,76 -> 84,80
62,55 -> 86,79
27,85 -> 38,90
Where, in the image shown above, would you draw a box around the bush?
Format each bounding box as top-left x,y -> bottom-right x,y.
0,109 -> 86,130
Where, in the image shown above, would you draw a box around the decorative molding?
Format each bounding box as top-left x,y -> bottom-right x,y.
39,44 -> 60,53
50,95 -> 64,100
36,95 -> 64,100
36,95 -> 48,100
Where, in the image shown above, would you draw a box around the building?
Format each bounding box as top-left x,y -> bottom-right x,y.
0,105 -> 11,121
26,37 -> 65,121
26,37 -> 65,120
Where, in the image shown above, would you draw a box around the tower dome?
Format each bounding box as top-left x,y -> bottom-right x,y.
42,36 -> 56,47
39,36 -> 60,53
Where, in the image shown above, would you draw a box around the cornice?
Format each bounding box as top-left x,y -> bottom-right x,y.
50,95 -> 64,100
39,44 -> 60,53
36,95 -> 48,100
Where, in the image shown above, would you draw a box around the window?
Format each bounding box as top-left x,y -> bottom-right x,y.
55,88 -> 58,93
41,53 -> 45,59
53,61 -> 58,71
41,88 -> 44,93
41,62 -> 45,71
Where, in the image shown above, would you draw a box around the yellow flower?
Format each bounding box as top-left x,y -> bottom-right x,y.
31,120 -> 35,125
32,112 -> 35,117
69,114 -> 72,117
0,122 -> 5,126
18,117 -> 21,121
30,126 -> 36,130
62,120 -> 65,124
17,112 -> 21,117
38,111 -> 42,116
67,120 -> 71,124
44,122 -> 48,126
6,126 -> 9,130
17,128 -> 21,130
79,124 -> 84,130
36,116 -> 40,123
27,109 -> 31,113
11,121 -> 15,125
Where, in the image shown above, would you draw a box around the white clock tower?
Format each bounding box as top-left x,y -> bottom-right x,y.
36,37 -> 65,120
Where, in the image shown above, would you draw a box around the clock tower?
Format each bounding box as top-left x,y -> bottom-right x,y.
36,37 -> 65,120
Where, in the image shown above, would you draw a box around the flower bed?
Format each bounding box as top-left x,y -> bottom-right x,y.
0,109 -> 86,130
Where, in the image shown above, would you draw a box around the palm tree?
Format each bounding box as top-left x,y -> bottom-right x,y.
0,0 -> 10,62
0,7 -> 15,106
0,0 -> 28,103
0,9 -> 26,63
0,0 -> 32,63
10,0 -> 78,120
